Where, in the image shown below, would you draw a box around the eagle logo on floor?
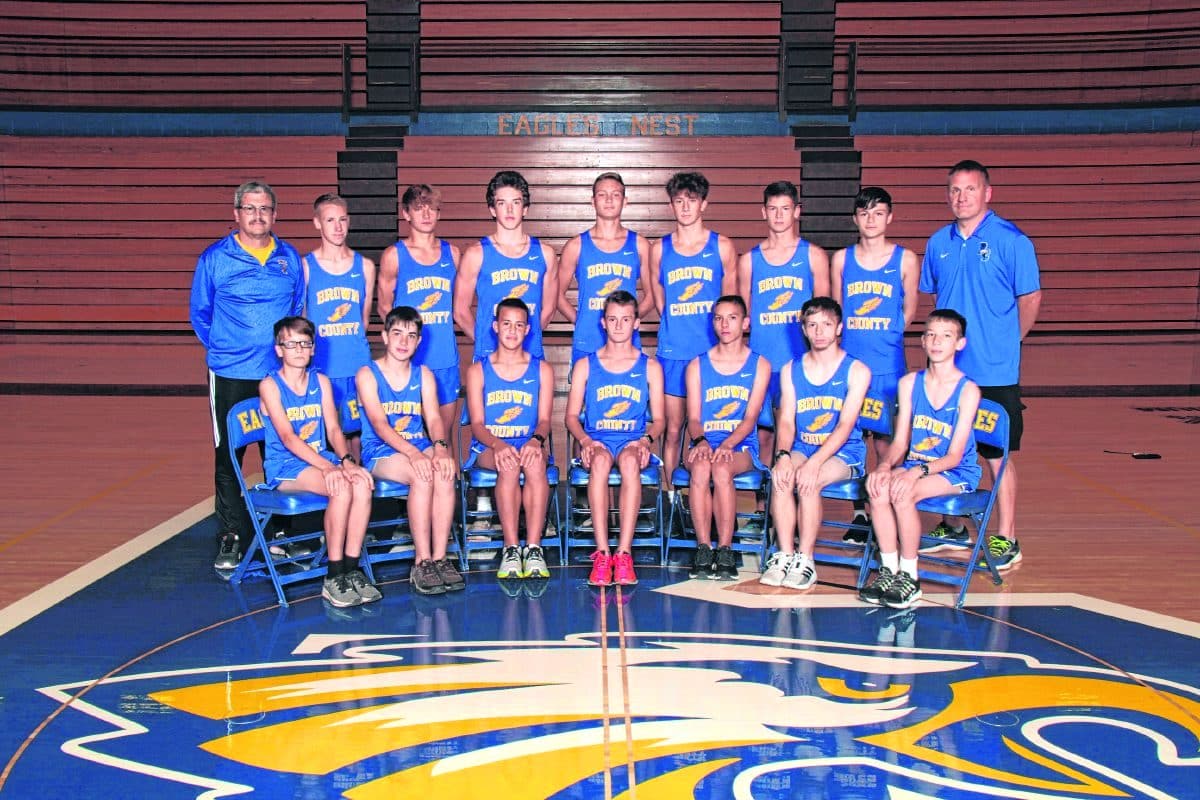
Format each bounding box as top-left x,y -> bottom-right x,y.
34,622 -> 1200,799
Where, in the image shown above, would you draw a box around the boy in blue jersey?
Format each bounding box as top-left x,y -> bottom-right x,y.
356,306 -> 461,596
377,184 -> 463,444
190,180 -> 305,572
766,297 -> 871,591
304,193 -> 375,460
555,172 -> 654,367
920,161 -> 1041,568
650,172 -> 739,479
683,295 -> 770,580
464,298 -> 556,580
860,309 -> 982,609
259,316 -> 377,608
565,291 -> 666,587
831,187 -> 920,541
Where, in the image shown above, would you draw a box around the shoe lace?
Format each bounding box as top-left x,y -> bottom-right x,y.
614,552 -> 633,570
334,573 -> 354,593
694,546 -> 714,565
891,571 -> 915,594
766,552 -> 790,570
590,550 -> 611,564
503,546 -> 521,563
987,535 -> 1010,555
526,545 -> 544,562
874,567 -> 897,590
716,548 -> 736,567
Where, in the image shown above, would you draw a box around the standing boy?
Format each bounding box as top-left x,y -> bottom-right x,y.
377,184 -> 463,444
649,172 -> 738,478
765,297 -> 871,590
464,298 -> 556,580
357,306 -> 462,596
259,316 -> 377,608
565,291 -> 665,587
860,309 -> 982,609
683,296 -> 770,580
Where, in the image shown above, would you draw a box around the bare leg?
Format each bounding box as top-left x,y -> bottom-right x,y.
663,394 -> 686,477
687,457 -> 714,546
373,453 -> 435,560
712,451 -> 753,548
522,464 -> 550,547
589,449 -> 615,550
615,447 -> 644,553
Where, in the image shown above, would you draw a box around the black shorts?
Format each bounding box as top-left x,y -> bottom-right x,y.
979,384 -> 1024,459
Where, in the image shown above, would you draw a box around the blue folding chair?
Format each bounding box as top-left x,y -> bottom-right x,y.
225,397 -> 377,606
458,406 -> 561,566
861,399 -> 1010,608
563,426 -> 664,563
665,440 -> 772,568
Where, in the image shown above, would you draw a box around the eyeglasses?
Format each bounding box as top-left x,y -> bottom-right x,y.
238,205 -> 275,215
278,340 -> 314,350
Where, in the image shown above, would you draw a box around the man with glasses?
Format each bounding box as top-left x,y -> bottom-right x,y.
190,180 -> 305,572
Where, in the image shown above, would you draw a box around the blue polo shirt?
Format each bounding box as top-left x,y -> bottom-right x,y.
920,211 -> 1040,386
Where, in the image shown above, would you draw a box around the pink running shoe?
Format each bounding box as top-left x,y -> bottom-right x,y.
612,551 -> 638,586
588,550 -> 613,586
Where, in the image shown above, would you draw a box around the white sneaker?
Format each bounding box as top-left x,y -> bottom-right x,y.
759,552 -> 793,586
497,545 -> 523,579
521,545 -> 549,578
781,553 -> 817,590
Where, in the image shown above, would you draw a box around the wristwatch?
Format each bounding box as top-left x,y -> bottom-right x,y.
340,453 -> 357,465
530,433 -> 546,447
643,433 -> 654,445
919,462 -> 930,477
775,449 -> 791,464
690,435 -> 707,448
432,438 -> 448,448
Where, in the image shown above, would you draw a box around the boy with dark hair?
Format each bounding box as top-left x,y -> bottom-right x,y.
860,308 -> 982,608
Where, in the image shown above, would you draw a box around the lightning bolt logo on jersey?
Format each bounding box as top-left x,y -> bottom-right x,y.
788,353 -> 866,469
841,244 -> 907,377
305,252 -> 371,379
477,357 -> 540,448
582,352 -> 650,442
262,371 -> 333,487
474,237 -> 547,360
697,351 -> 760,456
656,231 -> 722,361
360,362 -> 432,467
749,241 -> 813,370
392,241 -> 458,370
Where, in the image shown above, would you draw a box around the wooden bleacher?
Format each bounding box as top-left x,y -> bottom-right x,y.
0,135 -> 344,330
855,132 -> 1200,334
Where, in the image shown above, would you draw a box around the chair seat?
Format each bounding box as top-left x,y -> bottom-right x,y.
464,464 -> 559,489
245,487 -> 328,516
569,462 -> 659,487
917,489 -> 991,517
670,466 -> 765,491
820,478 -> 868,502
372,478 -> 410,498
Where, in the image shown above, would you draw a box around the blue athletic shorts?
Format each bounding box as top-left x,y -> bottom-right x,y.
660,357 -> 691,397
429,365 -> 462,407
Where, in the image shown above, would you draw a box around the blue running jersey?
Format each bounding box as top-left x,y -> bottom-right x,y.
360,362 -> 431,468
905,371 -> 981,488
748,241 -> 813,371
305,253 -> 371,379
789,354 -> 866,468
698,350 -> 760,457
391,240 -> 458,370
574,230 -> 642,356
474,237 -> 547,360
583,352 -> 649,447
841,244 -> 907,378
478,357 -> 541,449
656,232 -> 722,361
263,371 -> 332,486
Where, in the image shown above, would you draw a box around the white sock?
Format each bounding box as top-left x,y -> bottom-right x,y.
881,551 -> 899,573
900,557 -> 918,579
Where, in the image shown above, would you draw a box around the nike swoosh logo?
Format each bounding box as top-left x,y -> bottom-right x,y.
883,269 -> 897,274
832,380 -> 844,386
408,384 -> 420,392
790,262 -> 802,267
630,372 -> 643,378
528,255 -> 539,261
350,272 -> 362,278
522,378 -> 536,384
701,252 -> 714,258
308,388 -> 319,395
623,251 -> 635,256
739,373 -> 752,378
439,262 -> 451,268
945,406 -> 957,412
939,252 -> 950,259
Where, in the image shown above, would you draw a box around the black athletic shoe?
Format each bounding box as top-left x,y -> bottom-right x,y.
843,514 -> 870,545
689,544 -> 715,579
713,546 -> 738,581
881,571 -> 923,609
858,566 -> 897,605
214,533 -> 240,571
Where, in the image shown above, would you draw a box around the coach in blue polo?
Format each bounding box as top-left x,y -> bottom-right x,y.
190,180 -> 305,571
919,160 -> 1041,570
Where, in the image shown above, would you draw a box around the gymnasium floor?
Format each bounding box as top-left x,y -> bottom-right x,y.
1,339 -> 1198,799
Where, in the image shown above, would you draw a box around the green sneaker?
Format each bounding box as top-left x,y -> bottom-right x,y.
919,521 -> 970,553
979,535 -> 1022,570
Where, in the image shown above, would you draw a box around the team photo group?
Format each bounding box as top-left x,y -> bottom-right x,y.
189,161 -> 1041,613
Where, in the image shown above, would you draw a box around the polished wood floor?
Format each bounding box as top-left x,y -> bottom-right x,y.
1,335 -> 1197,622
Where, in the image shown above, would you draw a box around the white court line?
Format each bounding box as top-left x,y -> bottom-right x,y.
0,497 -> 214,637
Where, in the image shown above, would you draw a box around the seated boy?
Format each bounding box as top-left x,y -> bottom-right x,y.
683,295 -> 770,580
860,309 -> 982,609
464,298 -> 556,580
356,306 -> 461,596
564,291 -> 665,587
259,316 -> 377,608
765,297 -> 870,590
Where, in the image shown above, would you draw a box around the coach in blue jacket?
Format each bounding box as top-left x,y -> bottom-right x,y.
190,180 -> 305,571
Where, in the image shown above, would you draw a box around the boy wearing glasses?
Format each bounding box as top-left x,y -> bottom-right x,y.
304,193 -> 375,459
190,181 -> 305,572
259,316 -> 378,608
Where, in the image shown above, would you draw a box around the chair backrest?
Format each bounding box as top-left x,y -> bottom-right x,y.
857,392 -> 895,438
973,398 -> 1010,456
226,397 -> 267,451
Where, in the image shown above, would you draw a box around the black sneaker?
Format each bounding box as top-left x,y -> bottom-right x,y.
881,571 -> 922,609
858,566 -> 897,605
689,544 -> 715,579
919,521 -> 969,553
843,514 -> 870,545
214,533 -> 240,571
713,546 -> 738,581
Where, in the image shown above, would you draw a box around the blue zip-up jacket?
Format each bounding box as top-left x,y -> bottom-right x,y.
189,233 -> 306,380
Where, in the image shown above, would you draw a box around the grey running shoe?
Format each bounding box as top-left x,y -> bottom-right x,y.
411,559 -> 447,595
435,557 -> 465,590
214,533 -> 240,571
322,573 -> 360,608
920,521 -> 970,553
497,545 -> 523,579
521,545 -> 550,578
347,569 -> 383,604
